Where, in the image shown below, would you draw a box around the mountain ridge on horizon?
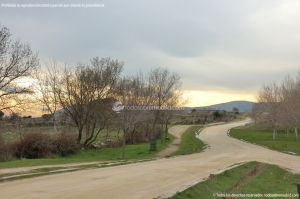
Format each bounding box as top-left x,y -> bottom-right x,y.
186,100 -> 255,112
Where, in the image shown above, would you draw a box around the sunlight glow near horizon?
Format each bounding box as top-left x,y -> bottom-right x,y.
182,90 -> 256,107
15,77 -> 258,116
16,78 -> 257,109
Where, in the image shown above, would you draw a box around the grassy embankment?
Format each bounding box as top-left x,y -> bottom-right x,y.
173,125 -> 206,156
0,124 -> 206,169
170,161 -> 300,199
230,125 -> 300,155
0,133 -> 174,169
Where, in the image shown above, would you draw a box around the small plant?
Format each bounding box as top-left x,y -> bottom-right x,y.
0,135 -> 13,161
13,132 -> 53,159
52,133 -> 80,156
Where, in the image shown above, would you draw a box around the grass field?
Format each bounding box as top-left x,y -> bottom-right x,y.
170,161 -> 300,199
0,134 -> 174,169
173,126 -> 205,156
230,125 -> 300,155
0,125 -> 122,144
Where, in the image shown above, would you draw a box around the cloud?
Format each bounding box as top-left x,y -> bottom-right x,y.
1,0 -> 300,105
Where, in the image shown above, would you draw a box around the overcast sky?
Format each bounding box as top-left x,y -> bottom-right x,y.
1,0 -> 300,106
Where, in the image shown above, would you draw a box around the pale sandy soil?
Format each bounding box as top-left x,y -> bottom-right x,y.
0,119 -> 300,199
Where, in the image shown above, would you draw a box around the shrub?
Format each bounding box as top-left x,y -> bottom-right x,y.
52,133 -> 80,156
13,132 -> 53,159
105,139 -> 122,148
0,135 -> 13,161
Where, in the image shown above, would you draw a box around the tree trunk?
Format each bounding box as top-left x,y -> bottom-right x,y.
272,128 -> 276,140
122,131 -> 126,159
77,126 -> 83,144
295,127 -> 298,140
149,111 -> 159,152
83,122 -> 97,148
53,117 -> 57,132
164,122 -> 168,140
106,128 -> 109,141
86,127 -> 103,147
160,123 -> 164,144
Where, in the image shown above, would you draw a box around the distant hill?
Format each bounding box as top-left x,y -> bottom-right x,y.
187,101 -> 256,112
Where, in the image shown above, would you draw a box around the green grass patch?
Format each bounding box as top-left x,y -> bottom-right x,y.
173,126 -> 205,155
0,134 -> 174,169
230,125 -> 300,155
170,162 -> 300,199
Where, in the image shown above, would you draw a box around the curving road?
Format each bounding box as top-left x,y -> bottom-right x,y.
1,119 -> 300,199
157,125 -> 191,157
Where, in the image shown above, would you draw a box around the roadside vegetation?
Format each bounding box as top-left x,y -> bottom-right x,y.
175,109 -> 245,125
230,125 -> 300,155
173,126 -> 205,156
0,134 -> 174,169
247,72 -> 300,155
252,73 -> 300,141
169,162 -> 300,199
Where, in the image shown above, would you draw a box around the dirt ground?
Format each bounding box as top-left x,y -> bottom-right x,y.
0,119 -> 300,199
156,125 -> 191,157
0,161 -> 102,176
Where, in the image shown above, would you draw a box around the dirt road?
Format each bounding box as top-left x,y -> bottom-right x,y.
1,120 -> 300,199
157,125 -> 191,157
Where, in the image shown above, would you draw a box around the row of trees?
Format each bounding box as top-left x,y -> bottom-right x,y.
0,24 -> 182,155
252,74 -> 300,140
36,59 -> 181,151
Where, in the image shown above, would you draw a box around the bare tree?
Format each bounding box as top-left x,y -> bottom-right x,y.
254,74 -> 300,140
257,83 -> 281,140
0,25 -> 39,112
115,75 -> 150,158
35,60 -> 61,131
280,75 -> 300,139
57,57 -> 123,147
147,68 -> 182,150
